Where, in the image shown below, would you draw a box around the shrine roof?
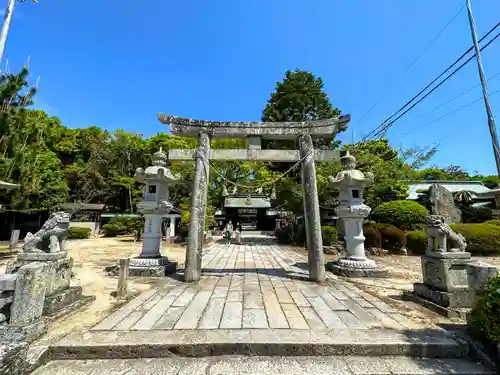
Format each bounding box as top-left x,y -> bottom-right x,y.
224,197 -> 271,209
158,114 -> 350,139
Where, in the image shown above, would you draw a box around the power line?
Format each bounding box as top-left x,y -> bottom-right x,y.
401,86 -> 500,137
360,21 -> 500,142
352,4 -> 465,130
388,31 -> 500,126
401,70 -> 500,128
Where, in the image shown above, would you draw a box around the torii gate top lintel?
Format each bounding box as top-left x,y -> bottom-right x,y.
157,113 -> 350,140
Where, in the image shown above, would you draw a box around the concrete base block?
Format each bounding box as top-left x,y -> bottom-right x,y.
402,290 -> 469,320
42,286 -> 94,317
0,318 -> 47,343
413,282 -> 476,308
326,261 -> 389,278
128,262 -> 177,277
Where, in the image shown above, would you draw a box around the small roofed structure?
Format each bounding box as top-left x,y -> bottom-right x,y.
405,180 -> 492,200
60,203 -> 105,236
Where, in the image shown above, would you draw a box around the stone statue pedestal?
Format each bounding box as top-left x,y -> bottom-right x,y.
405,251 -> 476,319
6,251 -> 94,317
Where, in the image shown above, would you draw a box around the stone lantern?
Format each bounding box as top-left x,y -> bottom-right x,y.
129,147 -> 178,276
327,151 -> 387,277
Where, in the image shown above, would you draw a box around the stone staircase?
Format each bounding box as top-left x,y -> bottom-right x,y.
30,355 -> 493,375
23,328 -> 497,375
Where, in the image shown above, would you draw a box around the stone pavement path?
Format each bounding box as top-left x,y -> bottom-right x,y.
92,238 -> 426,332
33,356 -> 493,375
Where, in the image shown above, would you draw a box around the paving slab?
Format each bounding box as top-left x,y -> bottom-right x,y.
30,356 -> 495,375
45,239 -> 474,362
88,242 -> 440,333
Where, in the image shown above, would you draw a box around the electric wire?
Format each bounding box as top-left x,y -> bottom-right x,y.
402,86 -> 500,137
352,4 -> 466,130
359,22 -> 500,143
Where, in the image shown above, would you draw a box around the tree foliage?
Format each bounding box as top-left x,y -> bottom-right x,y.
0,67 -> 496,223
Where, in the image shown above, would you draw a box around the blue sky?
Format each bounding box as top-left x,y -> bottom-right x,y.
4,0 -> 500,175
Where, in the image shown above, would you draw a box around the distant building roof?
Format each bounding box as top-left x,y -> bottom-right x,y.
61,203 -> 105,211
475,187 -> 500,199
404,180 -> 492,200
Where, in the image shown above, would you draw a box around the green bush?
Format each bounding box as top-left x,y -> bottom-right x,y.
68,227 -> 91,239
321,226 -> 337,246
406,230 -> 427,255
371,200 -> 429,230
363,223 -> 382,248
484,220 -> 500,226
461,206 -> 493,223
470,276 -> 500,344
375,223 -> 406,252
275,225 -> 293,244
102,216 -> 144,237
451,223 -> 500,254
294,222 -> 307,246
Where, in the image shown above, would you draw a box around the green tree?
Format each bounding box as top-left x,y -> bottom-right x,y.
262,69 -> 342,150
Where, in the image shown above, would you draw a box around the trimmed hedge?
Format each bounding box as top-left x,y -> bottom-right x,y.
484,220 -> 500,226
405,223 -> 500,255
363,223 -> 382,248
375,223 -> 406,252
102,216 -> 143,237
68,227 -> 91,239
406,230 -> 427,255
470,276 -> 500,343
451,223 -> 500,254
321,226 -> 337,246
371,200 -> 429,230
275,222 -> 306,246
275,225 -> 293,244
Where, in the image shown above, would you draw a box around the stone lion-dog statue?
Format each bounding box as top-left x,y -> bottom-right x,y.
425,214 -> 467,253
23,211 -> 71,253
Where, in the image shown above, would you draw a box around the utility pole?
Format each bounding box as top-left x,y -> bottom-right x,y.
0,0 -> 37,66
466,0 -> 500,178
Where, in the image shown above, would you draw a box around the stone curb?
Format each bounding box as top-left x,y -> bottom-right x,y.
47,329 -> 469,360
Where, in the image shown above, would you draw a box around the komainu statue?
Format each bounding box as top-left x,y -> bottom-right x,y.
425,215 -> 466,253
23,211 -> 71,253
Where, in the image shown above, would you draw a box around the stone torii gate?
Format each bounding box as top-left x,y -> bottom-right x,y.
158,113 -> 350,283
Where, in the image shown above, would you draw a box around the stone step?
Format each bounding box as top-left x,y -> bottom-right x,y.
47,329 -> 469,360
30,356 -> 494,375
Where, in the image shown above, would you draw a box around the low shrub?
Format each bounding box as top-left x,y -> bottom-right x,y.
102,216 -> 143,237
68,227 -> 91,239
461,206 -> 493,223
371,200 -> 429,230
321,226 -> 337,246
375,223 -> 406,252
363,223 -> 382,248
469,276 -> 500,344
451,223 -> 500,254
406,230 -> 427,255
484,220 -> 500,226
294,222 -> 307,246
275,225 -> 293,244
